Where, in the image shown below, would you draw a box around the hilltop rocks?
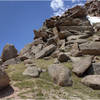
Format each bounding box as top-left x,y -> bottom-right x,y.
48,64 -> 73,86
0,69 -> 10,89
85,0 -> 100,17
62,5 -> 86,18
2,44 -> 18,62
35,44 -> 56,59
81,75 -> 100,89
72,56 -> 92,76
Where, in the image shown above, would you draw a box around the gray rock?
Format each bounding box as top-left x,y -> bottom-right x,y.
71,43 -> 82,57
23,67 -> 41,77
79,42 -> 100,55
48,64 -> 73,86
24,59 -> 35,65
31,44 -> 43,55
3,57 -> 21,66
0,69 -> 10,89
72,56 -> 92,76
35,44 -> 56,59
2,44 -> 18,62
81,75 -> 100,89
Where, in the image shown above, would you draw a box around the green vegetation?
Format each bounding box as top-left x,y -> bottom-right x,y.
5,59 -> 100,99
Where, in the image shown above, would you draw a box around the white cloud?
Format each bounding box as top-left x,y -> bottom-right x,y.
50,0 -> 64,11
50,0 -> 65,16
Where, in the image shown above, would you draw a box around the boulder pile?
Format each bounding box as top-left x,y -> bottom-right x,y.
0,0 -> 100,89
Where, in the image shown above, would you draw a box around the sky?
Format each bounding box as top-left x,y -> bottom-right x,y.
0,0 -> 86,55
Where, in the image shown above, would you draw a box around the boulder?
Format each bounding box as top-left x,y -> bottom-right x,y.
58,53 -> 70,63
72,56 -> 92,76
23,66 -> 41,77
79,42 -> 100,55
35,44 -> 56,59
48,64 -> 73,86
2,44 -> 18,62
81,75 -> 100,89
0,69 -> 10,89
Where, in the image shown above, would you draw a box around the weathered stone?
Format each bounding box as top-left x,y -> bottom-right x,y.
47,36 -> 58,46
81,75 -> 100,89
2,44 -> 18,62
64,5 -> 86,18
34,29 -> 48,40
48,64 -> 73,86
59,30 -> 72,39
31,44 -> 43,55
18,55 -> 29,61
58,53 -> 70,63
85,0 -> 100,17
35,44 -> 56,59
79,42 -> 100,55
72,56 -> 92,76
23,67 -> 41,77
0,69 -> 10,89
59,26 -> 93,33
71,43 -> 81,57
3,57 -> 21,66
33,38 -> 44,46
24,59 -> 34,65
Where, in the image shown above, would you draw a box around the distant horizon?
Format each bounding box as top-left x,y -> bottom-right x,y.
0,0 -> 86,55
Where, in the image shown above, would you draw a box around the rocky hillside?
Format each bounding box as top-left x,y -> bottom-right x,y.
0,0 -> 100,99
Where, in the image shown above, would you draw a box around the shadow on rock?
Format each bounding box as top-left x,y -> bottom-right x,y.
0,85 -> 14,98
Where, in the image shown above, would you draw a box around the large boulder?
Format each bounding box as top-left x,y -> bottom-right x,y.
81,75 -> 100,89
72,56 -> 92,76
79,42 -> 100,55
0,69 -> 10,89
48,64 -> 73,86
2,44 -> 18,62
35,44 -> 56,59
